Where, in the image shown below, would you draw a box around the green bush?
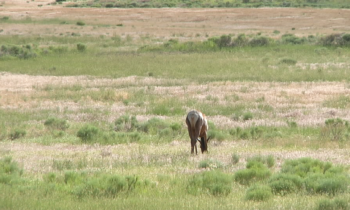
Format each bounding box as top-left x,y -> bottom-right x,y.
77,43 -> 87,52
231,153 -> 240,165
76,21 -> 85,26
281,158 -> 331,178
187,170 -> 232,196
249,36 -> 270,47
77,124 -> 100,142
114,115 -> 138,132
9,128 -> 26,140
245,185 -> 273,201
44,117 -> 69,131
321,118 -> 348,141
316,198 -> 349,210
234,161 -> 271,185
72,174 -> 145,199
0,157 -> 23,185
268,174 -> 303,195
279,58 -> 297,65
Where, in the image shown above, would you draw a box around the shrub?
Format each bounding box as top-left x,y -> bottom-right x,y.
187,170 -> 232,196
268,174 -> 303,195
77,124 -> 99,142
316,198 -> 348,210
320,33 -> 350,47
245,185 -> 273,201
114,115 -> 138,132
198,159 -> 224,169
281,158 -> 330,178
279,58 -> 297,65
320,118 -> 348,141
234,161 -> 271,185
77,43 -> 87,52
72,174 -> 144,199
231,153 -> 240,164
44,117 -> 69,131
249,36 -> 270,47
0,157 -> 23,184
9,128 -> 26,140
243,112 -> 253,121
315,176 -> 348,196
281,34 -> 306,44
76,21 -> 85,26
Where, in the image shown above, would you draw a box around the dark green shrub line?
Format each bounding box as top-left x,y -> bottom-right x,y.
139,33 -> 350,53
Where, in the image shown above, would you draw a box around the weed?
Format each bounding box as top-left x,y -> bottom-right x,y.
187,170 -> 232,196
268,174 -> 303,195
320,118 -> 348,141
316,198 -> 348,210
198,159 -> 224,169
77,124 -> 100,142
231,153 -> 240,165
77,43 -> 86,52
44,117 -> 69,131
234,160 -> 271,185
9,128 -> 26,140
245,185 -> 273,201
0,157 -> 23,185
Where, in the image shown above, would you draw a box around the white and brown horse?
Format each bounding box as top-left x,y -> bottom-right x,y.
186,110 -> 210,154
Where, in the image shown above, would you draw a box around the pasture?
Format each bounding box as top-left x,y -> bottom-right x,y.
1,1 -> 350,209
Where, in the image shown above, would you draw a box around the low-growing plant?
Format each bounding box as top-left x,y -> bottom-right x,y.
268,174 -> 303,196
234,160 -> 271,185
0,156 -> 23,185
44,117 -> 69,131
77,43 -> 87,52
231,153 -> 240,165
187,170 -> 232,196
9,128 -> 26,140
316,198 -> 349,210
245,185 -> 273,201
320,118 -> 348,141
77,124 -> 100,142
198,159 -> 224,169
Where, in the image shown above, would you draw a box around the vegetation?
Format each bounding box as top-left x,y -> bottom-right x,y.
1,4 -> 350,209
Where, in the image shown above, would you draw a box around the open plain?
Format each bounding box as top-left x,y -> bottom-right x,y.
1,1 -> 350,209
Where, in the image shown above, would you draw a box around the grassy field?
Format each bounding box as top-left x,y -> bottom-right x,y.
1,2 -> 350,210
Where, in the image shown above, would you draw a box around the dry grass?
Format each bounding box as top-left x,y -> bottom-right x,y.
1,1 -> 350,41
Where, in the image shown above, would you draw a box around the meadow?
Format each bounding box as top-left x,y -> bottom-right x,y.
1,2 -> 350,210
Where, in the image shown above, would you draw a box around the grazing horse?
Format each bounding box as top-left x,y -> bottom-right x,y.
186,110 -> 210,154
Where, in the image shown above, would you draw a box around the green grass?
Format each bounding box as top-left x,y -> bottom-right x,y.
1,44 -> 349,82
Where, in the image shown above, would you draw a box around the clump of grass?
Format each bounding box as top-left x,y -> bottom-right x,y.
231,153 -> 240,165
316,198 -> 348,210
44,117 -> 69,131
279,58 -> 297,65
245,185 -> 273,201
76,21 -> 85,26
234,160 -> 271,185
268,174 -> 303,196
0,156 -> 23,185
77,124 -> 100,143
9,128 -> 26,140
187,170 -> 232,196
198,159 -> 224,169
77,43 -> 87,52
320,118 -> 348,141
